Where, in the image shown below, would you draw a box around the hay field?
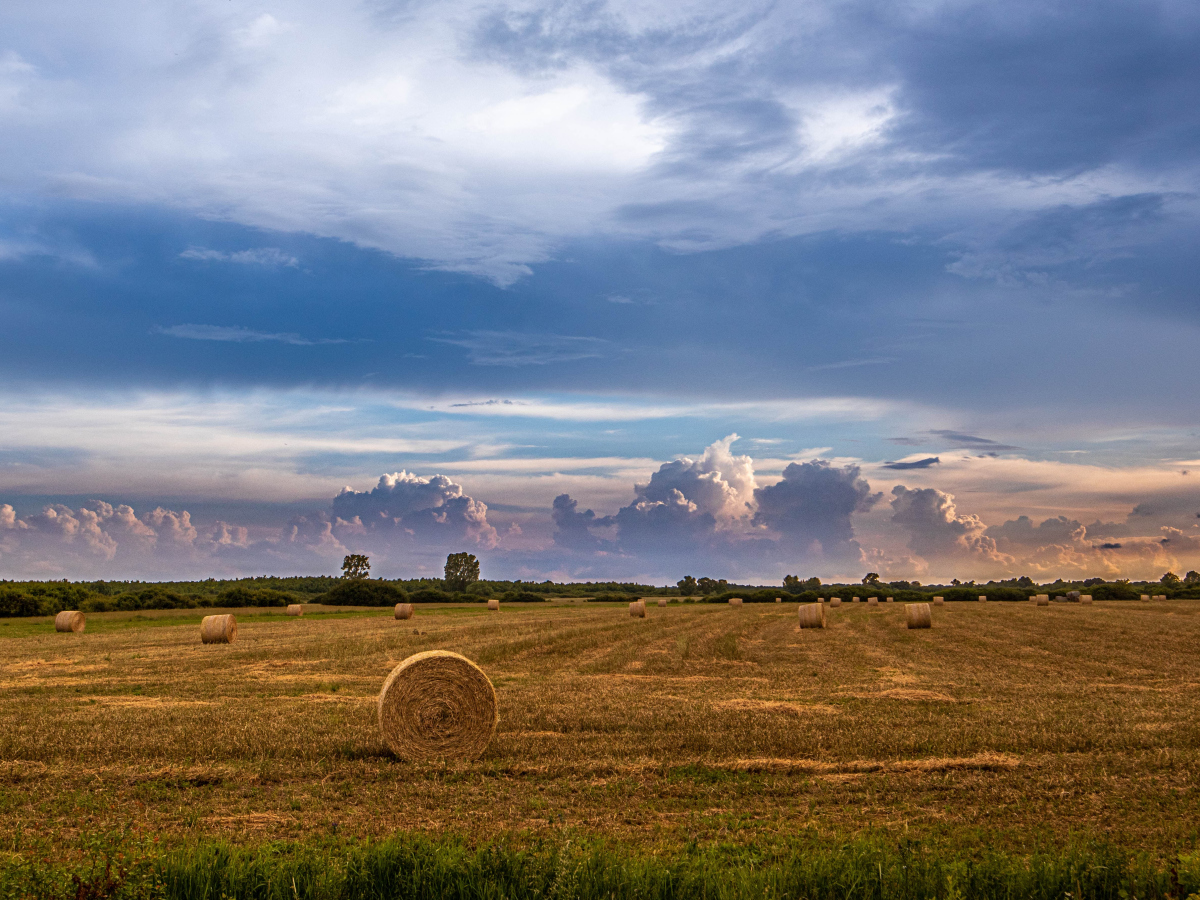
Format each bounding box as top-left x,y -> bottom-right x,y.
1,600 -> 1199,857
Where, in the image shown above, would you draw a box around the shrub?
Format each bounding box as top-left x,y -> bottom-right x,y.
500,590 -> 545,603
0,589 -> 42,618
216,586 -> 293,607
320,580 -> 407,607
409,587 -> 453,604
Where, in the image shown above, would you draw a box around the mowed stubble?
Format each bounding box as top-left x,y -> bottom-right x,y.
1,600 -> 1198,855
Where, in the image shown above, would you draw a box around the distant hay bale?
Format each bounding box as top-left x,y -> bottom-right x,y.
377,650 -> 497,761
487,598 -> 500,611
978,595 -> 987,602
798,602 -> 826,629
54,611 -> 85,633
285,604 -> 303,617
906,603 -> 932,629
1036,595 -> 1050,606
1154,594 -> 1166,601
657,597 -> 668,607
729,597 -> 743,606
1081,594 -> 1093,605
629,600 -> 645,618
886,597 -> 894,602
852,596 -> 860,603
830,597 -> 842,607
867,596 -> 878,606
395,603 -> 414,620
1140,594 -> 1150,602
200,614 -> 237,644
1067,591 -> 1081,602
775,597 -> 782,603
932,596 -> 944,606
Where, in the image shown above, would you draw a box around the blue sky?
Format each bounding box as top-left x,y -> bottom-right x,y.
1,0 -> 1199,584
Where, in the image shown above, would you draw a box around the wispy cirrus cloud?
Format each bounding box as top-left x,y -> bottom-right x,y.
179,247 -> 298,267
153,324 -> 348,346
429,331 -> 611,366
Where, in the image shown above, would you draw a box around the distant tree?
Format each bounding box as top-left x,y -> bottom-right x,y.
1083,577 -> 1105,586
862,572 -> 880,585
696,577 -> 727,595
1161,571 -> 1181,585
783,574 -> 801,593
341,554 -> 370,580
444,552 -> 481,592
951,578 -> 961,586
677,575 -> 698,594
1015,575 -> 1035,588
1185,571 -> 1200,585
804,576 -> 822,589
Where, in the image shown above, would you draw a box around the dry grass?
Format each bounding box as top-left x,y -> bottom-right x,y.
1,600 -> 1199,855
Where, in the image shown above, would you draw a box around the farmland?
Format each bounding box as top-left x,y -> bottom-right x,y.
2,599 -> 1199,896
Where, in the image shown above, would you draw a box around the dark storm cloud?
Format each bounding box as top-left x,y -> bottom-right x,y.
751,460 -> 879,557
883,457 -> 940,470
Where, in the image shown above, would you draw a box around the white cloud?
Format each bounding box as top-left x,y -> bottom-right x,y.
154,324 -> 343,345
179,247 -> 299,266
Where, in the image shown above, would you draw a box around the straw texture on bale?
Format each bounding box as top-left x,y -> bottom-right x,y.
54,610 -> 85,633
1081,594 -> 1093,604
395,603 -> 414,620
285,604 -> 303,617
1037,595 -> 1050,606
200,614 -> 237,644
933,596 -> 944,606
377,650 -> 497,761
729,597 -> 743,606
657,598 -> 668,607
629,600 -> 646,618
906,603 -> 932,629
487,598 -> 500,611
830,597 -> 842,607
797,603 -> 826,629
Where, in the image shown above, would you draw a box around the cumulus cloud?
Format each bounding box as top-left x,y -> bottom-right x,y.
752,460 -> 879,559
331,471 -> 499,549
551,493 -> 607,550
889,485 -> 1012,566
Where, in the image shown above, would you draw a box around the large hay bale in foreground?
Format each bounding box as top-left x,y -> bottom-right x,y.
200,614 -> 237,644
487,598 -> 500,611
377,650 -> 497,761
830,597 -> 842,607
729,597 -> 743,607
906,603 -> 932,629
54,611 -> 85,633
629,600 -> 645,618
395,603 -> 414,620
657,598 -> 668,607
797,603 -> 825,629
285,604 -> 303,617
1036,595 -> 1050,606
933,596 -> 944,606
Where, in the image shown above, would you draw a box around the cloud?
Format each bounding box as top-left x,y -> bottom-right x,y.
927,431 -> 1021,453
428,331 -> 610,366
752,460 -> 878,558
153,324 -> 348,346
551,493 -> 607,550
889,485 -> 1011,566
179,247 -> 298,267
883,457 -> 940,470
331,470 -> 499,549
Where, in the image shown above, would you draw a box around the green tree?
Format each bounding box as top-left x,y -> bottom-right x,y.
677,575 -> 698,594
696,577 -> 727,595
1161,571 -> 1180,585
1185,570 -> 1200,585
444,552 -> 481,592
862,572 -> 880,585
341,554 -> 370,580
783,574 -> 801,593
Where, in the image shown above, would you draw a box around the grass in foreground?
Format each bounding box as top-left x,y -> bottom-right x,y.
0,600 -> 1198,860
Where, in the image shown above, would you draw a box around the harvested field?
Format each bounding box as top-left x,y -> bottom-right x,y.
1,599 -> 1199,858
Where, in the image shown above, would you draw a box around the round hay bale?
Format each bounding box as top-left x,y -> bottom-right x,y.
978,595 -> 987,602
932,596 -> 944,606
285,604 -> 303,617
657,598 -> 668,607
775,597 -> 782,603
200,614 -> 236,644
798,602 -> 825,629
830,597 -> 842,607
729,597 -> 743,607
395,603 -> 414,620
886,596 -> 894,602
1081,594 -> 1093,604
1036,595 -> 1050,606
906,603 -> 932,629
487,598 -> 500,611
1067,591 -> 1081,602
377,650 -> 497,761
54,610 -> 85,633
867,597 -> 878,606
852,596 -> 860,603
1140,594 -> 1150,602
629,600 -> 645,618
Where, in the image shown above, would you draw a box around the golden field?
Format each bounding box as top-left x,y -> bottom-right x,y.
1,599 -> 1198,858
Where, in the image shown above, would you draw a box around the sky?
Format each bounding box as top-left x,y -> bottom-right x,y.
1,0 -> 1199,585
